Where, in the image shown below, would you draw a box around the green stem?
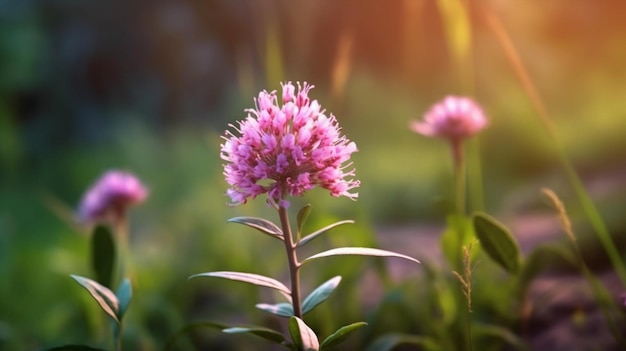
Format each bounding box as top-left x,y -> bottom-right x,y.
115,214 -> 132,288
115,329 -> 121,351
278,205 -> 303,318
467,137 -> 484,212
465,309 -> 473,351
452,140 -> 466,216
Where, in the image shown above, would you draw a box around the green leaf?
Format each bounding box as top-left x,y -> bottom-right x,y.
298,220 -> 355,248
302,276 -> 341,314
472,212 -> 521,274
116,278 -> 132,320
91,225 -> 116,289
70,274 -> 119,324
228,216 -> 283,240
223,326 -> 288,344
45,346 -> 108,351
474,324 -> 531,351
189,271 -> 291,296
365,333 -> 440,351
301,247 -> 420,266
297,204 -> 312,239
256,302 -> 294,317
289,317 -> 319,351
320,322 -> 367,350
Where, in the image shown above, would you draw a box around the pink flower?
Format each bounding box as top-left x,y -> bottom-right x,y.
411,96 -> 488,144
78,170 -> 148,224
221,81 -> 360,207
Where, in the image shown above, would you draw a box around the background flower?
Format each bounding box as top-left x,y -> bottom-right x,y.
221,81 -> 360,207
411,96 -> 488,144
78,170 -> 148,224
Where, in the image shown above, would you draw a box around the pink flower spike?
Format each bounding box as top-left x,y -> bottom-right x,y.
221,81 -> 359,206
78,170 -> 148,224
411,96 -> 488,144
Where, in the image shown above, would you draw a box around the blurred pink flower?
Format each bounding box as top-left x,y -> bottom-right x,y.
221,81 -> 359,207
411,96 -> 488,144
78,170 -> 148,224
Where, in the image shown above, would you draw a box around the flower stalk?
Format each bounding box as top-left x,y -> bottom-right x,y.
278,205 -> 303,318
451,139 -> 465,216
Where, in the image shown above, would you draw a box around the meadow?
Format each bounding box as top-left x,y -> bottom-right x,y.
1,1 -> 626,350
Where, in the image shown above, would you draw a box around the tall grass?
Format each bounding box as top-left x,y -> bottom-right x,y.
481,5 -> 626,288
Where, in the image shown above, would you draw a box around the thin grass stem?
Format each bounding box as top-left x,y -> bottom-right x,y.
483,6 -> 626,288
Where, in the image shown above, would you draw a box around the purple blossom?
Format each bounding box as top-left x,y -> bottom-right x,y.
78,170 -> 148,224
221,81 -> 360,207
411,96 -> 488,144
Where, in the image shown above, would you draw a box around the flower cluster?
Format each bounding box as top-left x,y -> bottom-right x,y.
78,170 -> 148,224
411,96 -> 488,144
221,81 -> 359,207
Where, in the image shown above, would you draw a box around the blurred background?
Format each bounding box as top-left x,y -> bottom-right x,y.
1,0 -> 626,350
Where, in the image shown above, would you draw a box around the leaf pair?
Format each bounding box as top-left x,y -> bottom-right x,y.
256,276 -> 342,317
228,212 -> 354,248
290,317 -> 368,351
223,318 -> 366,350
189,273 -> 341,317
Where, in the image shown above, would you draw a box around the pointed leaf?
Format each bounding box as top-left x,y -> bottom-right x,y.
472,212 -> 521,274
189,271 -> 291,295
297,204 -> 312,238
228,216 -> 283,239
256,302 -> 294,317
289,317 -> 319,351
223,326 -> 288,344
45,346 -> 108,351
116,278 -> 132,319
320,322 -> 367,350
301,247 -> 419,266
91,225 -> 116,289
298,220 -> 355,248
302,276 -> 341,314
365,334 -> 440,351
70,274 -> 119,324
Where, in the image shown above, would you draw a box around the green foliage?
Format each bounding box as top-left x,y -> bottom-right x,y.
302,276 -> 341,315
297,220 -> 355,248
296,204 -> 312,241
301,247 -> 420,266
289,317 -> 319,351
518,243 -> 577,292
222,326 -> 288,345
115,279 -> 132,320
472,212 -> 522,274
45,346 -> 107,351
227,216 -> 283,240
440,214 -> 475,270
365,333 -> 441,351
320,322 -> 367,350
70,275 -> 121,324
256,302 -> 294,317
473,324 -> 531,351
90,225 -> 116,289
189,271 -> 291,296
